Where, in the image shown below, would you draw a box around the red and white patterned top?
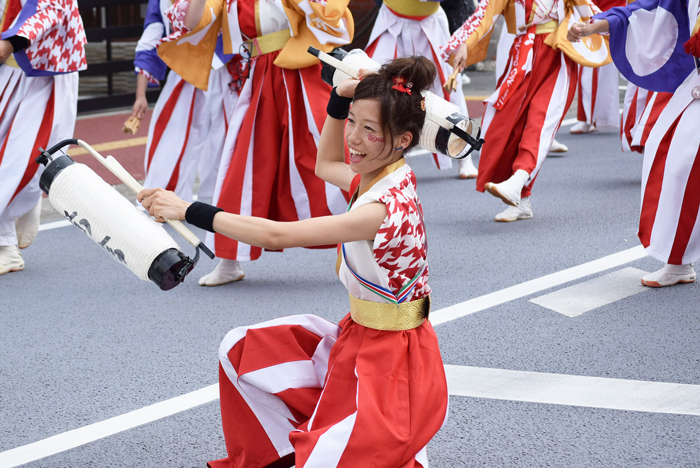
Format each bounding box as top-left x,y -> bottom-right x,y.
2,0 -> 87,74
340,161 -> 430,303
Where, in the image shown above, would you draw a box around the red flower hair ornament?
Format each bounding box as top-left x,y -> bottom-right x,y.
391,76 -> 413,95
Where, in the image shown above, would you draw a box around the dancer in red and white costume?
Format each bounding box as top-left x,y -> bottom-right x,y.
0,0 -> 86,275
365,0 -> 478,178
569,0 -> 626,134
131,0 -> 239,202
571,0 -> 700,286
494,24 -> 569,153
139,57 -> 448,468
443,0 -> 609,222
157,0 -> 353,286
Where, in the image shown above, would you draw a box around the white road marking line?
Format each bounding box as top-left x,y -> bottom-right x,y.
445,365 -> 700,416
530,267 -> 649,317
4,362 -> 698,468
37,219 -> 71,232
429,246 -> 648,326
0,246 -> 651,467
0,385 -> 219,468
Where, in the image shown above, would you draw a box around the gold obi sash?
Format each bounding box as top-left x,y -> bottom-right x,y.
244,29 -> 292,58
5,54 -> 19,68
517,20 -> 558,35
349,294 -> 429,331
535,20 -> 557,35
384,0 -> 440,19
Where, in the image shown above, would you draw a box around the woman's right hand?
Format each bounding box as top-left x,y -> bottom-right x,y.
336,78 -> 360,98
451,43 -> 469,72
336,68 -> 374,98
567,22 -> 588,42
131,94 -> 148,119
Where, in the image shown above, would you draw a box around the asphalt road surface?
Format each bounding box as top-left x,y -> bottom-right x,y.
1,111 -> 699,467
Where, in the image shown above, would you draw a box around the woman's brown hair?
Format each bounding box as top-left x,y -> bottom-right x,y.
353,56 -> 436,155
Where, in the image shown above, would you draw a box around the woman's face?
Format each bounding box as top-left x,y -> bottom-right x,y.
345,99 -> 402,179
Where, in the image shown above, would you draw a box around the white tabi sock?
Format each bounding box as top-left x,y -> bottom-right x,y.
199,259 -> 245,286
0,244 -> 24,275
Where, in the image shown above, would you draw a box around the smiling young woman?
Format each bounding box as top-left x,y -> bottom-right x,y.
139,56 -> 448,468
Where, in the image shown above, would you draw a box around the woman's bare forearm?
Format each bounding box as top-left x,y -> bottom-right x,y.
315,115 -> 354,192
211,203 -> 386,250
586,20 -> 609,35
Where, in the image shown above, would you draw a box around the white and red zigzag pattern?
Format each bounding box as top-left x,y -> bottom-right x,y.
16,0 -> 86,73
373,170 -> 430,301
160,0 -> 190,45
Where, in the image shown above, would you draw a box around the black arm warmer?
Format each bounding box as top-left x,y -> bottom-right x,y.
326,87 -> 353,120
185,202 -> 224,233
7,36 -> 29,52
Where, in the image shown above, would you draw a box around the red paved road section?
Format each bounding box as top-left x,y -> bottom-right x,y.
69,109 -> 153,186
467,100 -> 486,119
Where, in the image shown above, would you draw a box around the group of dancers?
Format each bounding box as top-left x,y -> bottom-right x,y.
1,0 -> 699,465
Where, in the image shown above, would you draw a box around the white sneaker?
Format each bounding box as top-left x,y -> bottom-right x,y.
495,197 -> 533,222
484,169 -> 529,207
0,245 -> 24,275
15,198 -> 41,249
570,121 -> 597,134
458,155 -> 478,179
199,259 -> 245,286
641,264 -> 696,288
549,139 -> 568,153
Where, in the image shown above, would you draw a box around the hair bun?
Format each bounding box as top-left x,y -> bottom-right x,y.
381,56 -> 436,95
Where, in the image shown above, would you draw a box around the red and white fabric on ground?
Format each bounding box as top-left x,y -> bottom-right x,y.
210,161 -> 447,468
575,62 -> 620,128
365,3 -> 469,170
478,36 -> 577,197
0,68 -> 78,246
142,66 -> 236,202
638,71 -> 700,266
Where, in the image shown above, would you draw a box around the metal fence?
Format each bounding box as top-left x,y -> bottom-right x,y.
78,0 -> 159,114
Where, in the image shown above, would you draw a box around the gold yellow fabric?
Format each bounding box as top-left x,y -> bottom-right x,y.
158,0 -> 224,90
692,16 -> 700,36
247,29 -> 292,57
383,0 -> 440,17
275,0 -> 354,69
544,0 -> 612,67
5,55 -> 19,68
535,20 -> 557,35
457,0 -> 508,67
457,0 -> 610,68
158,0 -> 354,91
349,294 -> 429,331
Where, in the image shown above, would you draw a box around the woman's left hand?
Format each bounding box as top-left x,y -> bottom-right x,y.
137,188 -> 191,222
